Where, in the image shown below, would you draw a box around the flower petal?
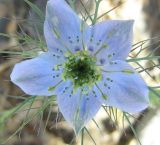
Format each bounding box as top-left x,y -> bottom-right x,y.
85,20 -> 133,65
44,0 -> 84,53
56,82 -> 101,134
95,60 -> 149,113
10,52 -> 64,96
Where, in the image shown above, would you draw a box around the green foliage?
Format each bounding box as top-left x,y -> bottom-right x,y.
24,0 -> 45,21
0,96 -> 56,143
149,87 -> 160,106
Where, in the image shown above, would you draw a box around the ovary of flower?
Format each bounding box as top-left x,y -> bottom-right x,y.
10,0 -> 149,135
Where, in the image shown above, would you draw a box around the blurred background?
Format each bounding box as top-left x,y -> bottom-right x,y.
0,0 -> 160,145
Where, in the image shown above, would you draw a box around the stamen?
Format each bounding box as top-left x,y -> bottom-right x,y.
122,69 -> 134,74
101,43 -> 108,49
108,54 -> 112,58
53,64 -> 63,70
48,80 -> 63,91
94,42 -> 109,56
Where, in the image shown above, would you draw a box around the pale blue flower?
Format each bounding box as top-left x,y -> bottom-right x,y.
11,0 -> 149,134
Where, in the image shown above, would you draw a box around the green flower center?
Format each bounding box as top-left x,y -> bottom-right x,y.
62,50 -> 102,89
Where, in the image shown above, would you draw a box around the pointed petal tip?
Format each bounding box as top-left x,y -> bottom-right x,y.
98,60 -> 150,114
128,90 -> 150,114
124,19 -> 134,28
123,19 -> 134,24
10,63 -> 20,83
120,19 -> 134,29
128,19 -> 134,24
10,52 -> 61,97
130,104 -> 149,114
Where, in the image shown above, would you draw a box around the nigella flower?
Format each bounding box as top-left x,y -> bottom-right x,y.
11,0 -> 149,134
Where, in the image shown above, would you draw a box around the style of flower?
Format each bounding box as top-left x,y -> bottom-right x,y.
11,0 -> 149,134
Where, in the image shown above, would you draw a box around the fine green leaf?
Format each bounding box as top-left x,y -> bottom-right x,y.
24,0 -> 45,21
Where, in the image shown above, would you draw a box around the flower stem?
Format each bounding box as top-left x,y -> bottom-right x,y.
92,0 -> 102,25
81,128 -> 84,145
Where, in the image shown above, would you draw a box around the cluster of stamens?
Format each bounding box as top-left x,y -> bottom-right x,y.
62,50 -> 102,89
